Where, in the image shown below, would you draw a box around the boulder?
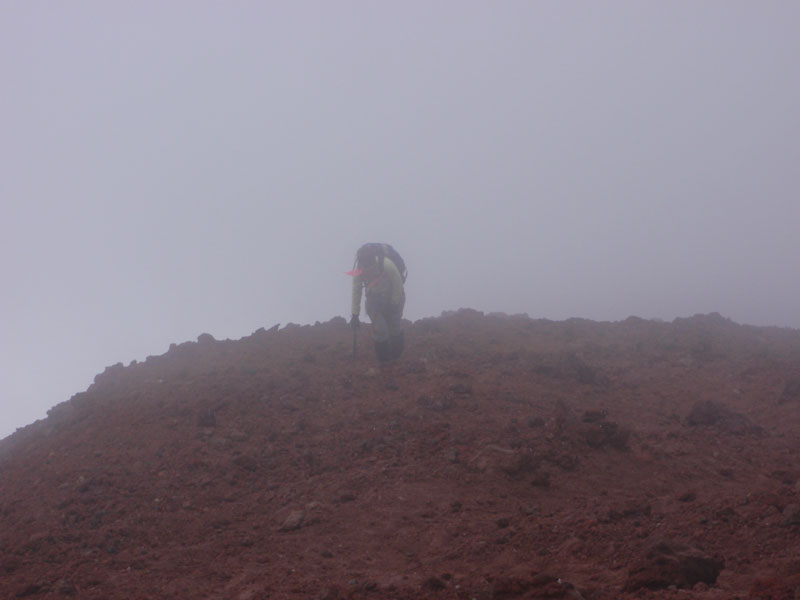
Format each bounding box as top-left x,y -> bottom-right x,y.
625,537 -> 724,591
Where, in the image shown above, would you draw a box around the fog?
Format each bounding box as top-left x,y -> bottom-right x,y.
2,1 -> 799,439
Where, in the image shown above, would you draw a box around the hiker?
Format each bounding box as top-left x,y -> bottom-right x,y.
349,243 -> 407,364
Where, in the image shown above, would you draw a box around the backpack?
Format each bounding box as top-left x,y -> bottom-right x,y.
355,243 -> 408,283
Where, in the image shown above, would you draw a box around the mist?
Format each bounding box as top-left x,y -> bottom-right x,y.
2,1 -> 799,439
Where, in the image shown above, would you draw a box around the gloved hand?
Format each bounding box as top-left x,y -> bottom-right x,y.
350,314 -> 360,330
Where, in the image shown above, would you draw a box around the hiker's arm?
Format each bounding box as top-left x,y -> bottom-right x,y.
387,263 -> 404,306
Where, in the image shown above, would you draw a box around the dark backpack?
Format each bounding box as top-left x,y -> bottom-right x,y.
355,243 -> 407,283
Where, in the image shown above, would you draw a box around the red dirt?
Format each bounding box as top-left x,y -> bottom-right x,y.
2,310 -> 800,599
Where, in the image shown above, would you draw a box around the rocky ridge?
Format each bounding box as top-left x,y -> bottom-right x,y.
1,310 -> 800,599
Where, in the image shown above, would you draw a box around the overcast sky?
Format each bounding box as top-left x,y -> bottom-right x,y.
2,1 -> 799,439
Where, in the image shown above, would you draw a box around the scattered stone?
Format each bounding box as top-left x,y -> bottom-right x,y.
209,437 -> 231,450
686,400 -> 726,426
779,376 -> 800,404
229,430 -> 248,442
530,471 -> 551,488
582,409 -> 608,423
677,491 -> 697,502
417,395 -> 454,411
489,573 -> 585,599
56,578 -> 76,595
279,509 -> 305,531
582,421 -> 631,450
526,416 -> 545,428
686,400 -> 762,435
405,360 -> 427,374
496,451 -> 537,478
624,537 -> 724,591
562,352 -> 601,385
449,383 -> 473,395
715,506 -> 737,522
1,556 -> 21,574
770,469 -> 798,485
423,576 -> 447,591
16,583 -> 44,597
603,502 -> 652,523
319,585 -> 344,600
548,453 -> 579,471
781,503 -> 800,526
444,447 -> 459,463
197,409 -> 216,428
232,455 -> 259,472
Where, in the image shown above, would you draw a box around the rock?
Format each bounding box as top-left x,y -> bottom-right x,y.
1,555 -> 21,574
236,589 -> 259,600
417,395 -> 453,411
582,409 -> 608,423
197,409 -> 216,428
232,455 -> 259,472
229,429 -> 248,442
582,421 -> 631,450
625,537 -> 724,591
686,400 -> 726,426
444,447 -> 459,463
779,376 -> 800,404
279,509 -> 305,531
209,436 -> 231,450
499,451 -> 538,477
527,416 -> 545,428
449,382 -> 473,395
685,400 -> 762,435
405,360 -> 427,374
56,578 -> 76,595
16,583 -> 44,597
489,573 -> 585,599
562,352 -> 601,385
530,471 -> 551,487
602,502 -> 652,523
781,503 -> 800,526
318,585 -> 345,600
423,576 -> 447,591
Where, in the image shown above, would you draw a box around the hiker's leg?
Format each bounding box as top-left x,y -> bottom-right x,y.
366,295 -> 391,362
386,292 -> 405,360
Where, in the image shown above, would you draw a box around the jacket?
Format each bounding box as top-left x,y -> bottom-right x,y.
351,257 -> 404,317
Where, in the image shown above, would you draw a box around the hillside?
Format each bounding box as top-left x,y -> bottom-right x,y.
1,310 -> 800,599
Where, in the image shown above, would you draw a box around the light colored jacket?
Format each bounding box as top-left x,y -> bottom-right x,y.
351,257 -> 404,316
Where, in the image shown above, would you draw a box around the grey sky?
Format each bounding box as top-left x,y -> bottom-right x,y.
2,1 -> 799,439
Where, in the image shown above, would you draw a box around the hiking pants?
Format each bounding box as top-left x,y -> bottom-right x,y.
365,290 -> 405,344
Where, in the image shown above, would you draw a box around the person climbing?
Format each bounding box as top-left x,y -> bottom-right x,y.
349,243 -> 407,366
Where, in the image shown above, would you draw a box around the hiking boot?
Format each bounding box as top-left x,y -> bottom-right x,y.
374,340 -> 392,363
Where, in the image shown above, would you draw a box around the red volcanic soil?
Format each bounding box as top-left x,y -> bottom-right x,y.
2,310 -> 800,599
